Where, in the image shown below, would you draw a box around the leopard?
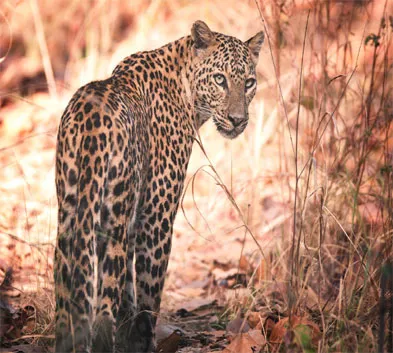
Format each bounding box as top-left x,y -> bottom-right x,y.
54,20 -> 264,353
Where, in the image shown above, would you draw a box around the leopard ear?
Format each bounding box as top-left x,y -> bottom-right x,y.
191,21 -> 216,57
246,31 -> 264,66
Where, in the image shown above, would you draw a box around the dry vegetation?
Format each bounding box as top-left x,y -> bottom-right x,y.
1,0 -> 393,352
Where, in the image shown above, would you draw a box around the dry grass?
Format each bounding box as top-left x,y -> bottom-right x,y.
1,0 -> 393,352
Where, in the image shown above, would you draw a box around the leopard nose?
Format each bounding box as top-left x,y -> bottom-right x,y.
228,115 -> 247,128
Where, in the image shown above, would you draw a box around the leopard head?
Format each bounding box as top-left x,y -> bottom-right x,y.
191,20 -> 264,139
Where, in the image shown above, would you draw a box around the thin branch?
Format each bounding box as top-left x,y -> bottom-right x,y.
253,0 -> 295,155
29,0 -> 58,100
291,10 -> 310,285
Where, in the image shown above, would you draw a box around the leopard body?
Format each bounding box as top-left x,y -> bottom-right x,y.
54,21 -> 264,352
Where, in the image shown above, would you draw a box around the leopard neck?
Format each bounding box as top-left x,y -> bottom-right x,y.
144,35 -> 198,129
154,36 -> 195,101
112,35 -> 198,129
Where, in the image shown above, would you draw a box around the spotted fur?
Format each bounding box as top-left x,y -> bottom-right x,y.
54,21 -> 264,353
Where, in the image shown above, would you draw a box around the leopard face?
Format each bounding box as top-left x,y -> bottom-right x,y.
191,21 -> 264,139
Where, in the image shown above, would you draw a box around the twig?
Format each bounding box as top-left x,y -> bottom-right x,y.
29,0 -> 58,100
0,8 -> 12,64
10,334 -> 55,343
253,0 -> 294,155
0,230 -> 54,249
291,10 -> 310,286
0,131 -> 56,153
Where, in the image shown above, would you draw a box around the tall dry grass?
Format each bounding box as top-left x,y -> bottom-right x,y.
0,0 -> 392,351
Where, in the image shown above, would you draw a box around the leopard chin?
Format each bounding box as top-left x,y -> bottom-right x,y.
215,122 -> 248,139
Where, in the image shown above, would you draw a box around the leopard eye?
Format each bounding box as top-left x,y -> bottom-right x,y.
213,74 -> 227,87
245,78 -> 256,90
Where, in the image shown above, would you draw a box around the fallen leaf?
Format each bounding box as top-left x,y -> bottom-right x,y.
0,344 -> 51,353
269,315 -> 321,352
156,329 -> 182,353
247,312 -> 261,329
208,330 -> 227,338
212,267 -> 247,289
254,259 -> 267,283
239,255 -> 250,272
300,95 -> 315,111
358,202 -> 381,225
177,297 -> 215,312
264,316 -> 276,336
222,330 -> 265,353
226,311 -> 250,334
156,323 -> 184,343
213,259 -> 233,271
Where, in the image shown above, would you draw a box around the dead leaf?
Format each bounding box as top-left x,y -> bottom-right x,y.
156,323 -> 184,343
222,330 -> 265,353
239,255 -> 250,272
248,330 -> 265,345
300,95 -> 315,111
0,344 -> 50,353
208,330 -> 227,339
227,311 -> 250,334
23,317 -> 36,334
254,259 -> 267,283
269,315 -> 321,352
358,202 -> 381,224
302,286 -> 320,311
264,317 -> 276,336
247,312 -> 261,329
212,267 -> 247,289
177,297 -> 215,312
156,329 -> 182,353
212,267 -> 238,281
212,259 -> 238,271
